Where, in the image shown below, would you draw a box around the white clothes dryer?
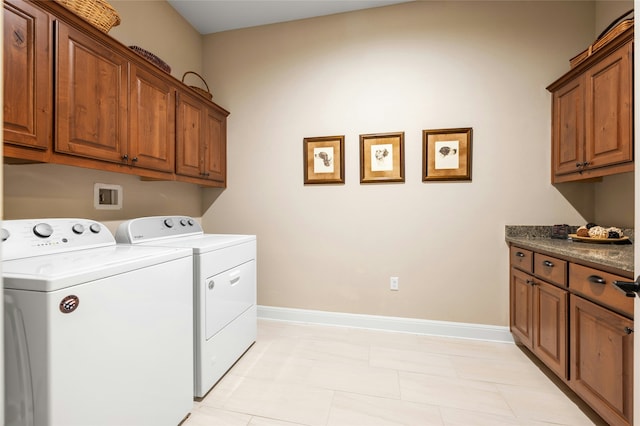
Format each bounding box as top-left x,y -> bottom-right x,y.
115,216 -> 257,398
3,218 -> 194,426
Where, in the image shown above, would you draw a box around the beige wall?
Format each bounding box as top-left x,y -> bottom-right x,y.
3,0 -> 204,222
200,1 -> 607,326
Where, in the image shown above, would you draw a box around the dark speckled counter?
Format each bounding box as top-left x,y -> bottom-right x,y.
505,226 -> 634,276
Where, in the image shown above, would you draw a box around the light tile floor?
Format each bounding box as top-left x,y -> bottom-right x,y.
183,320 -> 607,426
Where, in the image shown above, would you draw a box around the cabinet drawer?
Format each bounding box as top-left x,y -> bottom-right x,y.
569,264 -> 633,318
534,253 -> 567,287
510,247 -> 533,273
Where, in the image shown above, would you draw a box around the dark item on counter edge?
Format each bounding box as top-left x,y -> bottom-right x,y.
552,224 -> 570,239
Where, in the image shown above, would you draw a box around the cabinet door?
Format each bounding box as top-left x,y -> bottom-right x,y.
584,42 -> 633,169
176,91 -> 205,178
55,21 -> 128,163
510,267 -> 533,348
203,106 -> 227,182
129,64 -> 175,172
570,295 -> 633,426
552,76 -> 584,177
3,0 -> 52,158
533,280 -> 567,379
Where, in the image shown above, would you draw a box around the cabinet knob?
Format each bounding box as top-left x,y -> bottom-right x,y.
131,157 -> 138,163
624,327 -> 634,335
122,154 -> 129,162
526,279 -> 537,286
515,252 -> 525,258
543,260 -> 554,267
587,275 -> 606,285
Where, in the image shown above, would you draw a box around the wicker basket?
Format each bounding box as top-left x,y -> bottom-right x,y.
55,0 -> 121,33
129,46 -> 171,74
182,72 -> 212,100
570,12 -> 633,68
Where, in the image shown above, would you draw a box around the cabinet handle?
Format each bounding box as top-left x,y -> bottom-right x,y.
624,327 -> 634,335
543,260 -> 554,267
587,275 -> 606,285
526,279 -> 537,286
515,252 -> 525,258
576,162 -> 582,168
122,154 -> 129,162
582,161 -> 590,167
131,157 -> 138,163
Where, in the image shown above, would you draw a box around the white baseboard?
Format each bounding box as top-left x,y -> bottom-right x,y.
257,305 -> 514,343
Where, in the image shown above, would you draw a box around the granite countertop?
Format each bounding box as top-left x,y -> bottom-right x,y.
505,226 -> 634,276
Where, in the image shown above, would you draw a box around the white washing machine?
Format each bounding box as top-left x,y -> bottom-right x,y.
3,218 -> 194,426
115,216 -> 257,398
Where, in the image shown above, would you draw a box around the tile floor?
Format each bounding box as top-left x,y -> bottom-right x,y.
183,319 -> 607,426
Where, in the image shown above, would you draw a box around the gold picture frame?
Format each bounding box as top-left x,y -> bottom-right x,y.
303,135 -> 345,184
422,128 -> 472,181
360,132 -> 405,183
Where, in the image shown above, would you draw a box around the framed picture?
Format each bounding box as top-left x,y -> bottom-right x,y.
303,135 -> 345,184
359,132 -> 405,183
422,128 -> 472,181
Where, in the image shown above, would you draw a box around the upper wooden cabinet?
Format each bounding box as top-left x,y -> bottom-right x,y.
55,20 -> 129,165
547,27 -> 633,183
3,0 -> 228,187
3,0 -> 52,161
176,89 -> 228,184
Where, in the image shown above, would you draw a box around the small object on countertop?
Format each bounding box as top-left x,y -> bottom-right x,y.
576,226 -> 590,237
552,224 -> 570,239
608,230 -> 621,239
588,226 -> 608,238
607,226 -> 624,238
585,222 -> 598,229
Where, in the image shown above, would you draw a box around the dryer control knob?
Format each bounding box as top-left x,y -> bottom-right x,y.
89,223 -> 101,234
33,223 -> 53,238
1,228 -> 10,241
72,224 -> 85,234
180,219 -> 187,226
188,219 -> 194,226
164,218 -> 174,228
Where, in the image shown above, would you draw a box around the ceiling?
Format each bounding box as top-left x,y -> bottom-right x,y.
166,0 -> 411,35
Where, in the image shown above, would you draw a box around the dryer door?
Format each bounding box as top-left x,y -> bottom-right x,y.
205,259 -> 256,339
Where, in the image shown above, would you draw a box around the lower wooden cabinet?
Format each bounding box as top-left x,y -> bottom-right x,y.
510,267 -> 567,379
509,244 -> 633,426
570,295 -> 633,426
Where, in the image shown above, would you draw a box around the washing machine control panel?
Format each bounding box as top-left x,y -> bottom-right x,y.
2,218 -> 115,261
115,216 -> 203,244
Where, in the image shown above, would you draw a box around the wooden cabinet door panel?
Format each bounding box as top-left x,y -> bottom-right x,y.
3,0 -> 51,152
130,65 -> 175,172
176,92 -> 204,178
203,106 -> 226,182
584,42 -> 632,169
55,21 -> 127,163
510,267 -> 533,348
570,295 -> 633,426
552,78 -> 583,176
533,281 -> 567,379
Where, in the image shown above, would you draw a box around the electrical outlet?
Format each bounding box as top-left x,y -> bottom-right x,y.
390,276 -> 399,291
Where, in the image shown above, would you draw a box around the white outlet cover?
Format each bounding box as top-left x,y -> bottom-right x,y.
94,183 -> 123,210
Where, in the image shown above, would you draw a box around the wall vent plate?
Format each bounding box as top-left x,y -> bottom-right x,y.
94,183 -> 123,210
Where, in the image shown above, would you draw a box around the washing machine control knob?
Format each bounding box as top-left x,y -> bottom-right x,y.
1,228 -> 10,241
90,223 -> 101,234
33,223 -> 53,238
164,218 -> 174,228
188,219 -> 194,226
180,219 -> 187,226
72,224 -> 85,234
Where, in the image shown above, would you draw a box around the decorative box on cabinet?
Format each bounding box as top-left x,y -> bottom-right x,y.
509,244 -> 634,426
547,27 -> 633,183
3,0 -> 52,162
